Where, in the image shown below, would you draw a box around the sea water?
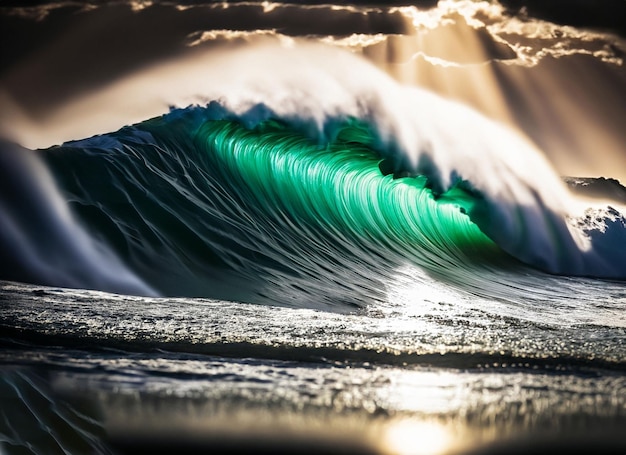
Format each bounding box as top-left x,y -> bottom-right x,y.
1,1 -> 625,454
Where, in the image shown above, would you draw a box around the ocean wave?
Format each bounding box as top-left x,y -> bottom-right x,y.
0,43 -> 624,305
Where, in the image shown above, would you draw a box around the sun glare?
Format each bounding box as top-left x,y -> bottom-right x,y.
382,419 -> 453,455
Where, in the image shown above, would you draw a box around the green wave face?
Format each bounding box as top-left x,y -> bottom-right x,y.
42,113 -> 512,308
195,119 -> 502,273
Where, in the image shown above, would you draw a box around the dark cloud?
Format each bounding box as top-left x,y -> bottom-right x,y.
0,1 -> 414,115
499,0 -> 626,37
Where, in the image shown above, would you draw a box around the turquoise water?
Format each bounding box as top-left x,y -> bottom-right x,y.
35,112 -> 512,307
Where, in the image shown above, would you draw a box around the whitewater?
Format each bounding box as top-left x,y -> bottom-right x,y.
1,2 -> 626,454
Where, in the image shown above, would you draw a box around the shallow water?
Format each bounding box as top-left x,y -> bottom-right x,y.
1,278 -> 625,454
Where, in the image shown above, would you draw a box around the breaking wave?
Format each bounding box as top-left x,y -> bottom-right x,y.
1,43 -> 624,306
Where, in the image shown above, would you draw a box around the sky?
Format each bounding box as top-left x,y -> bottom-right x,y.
0,0 -> 625,181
